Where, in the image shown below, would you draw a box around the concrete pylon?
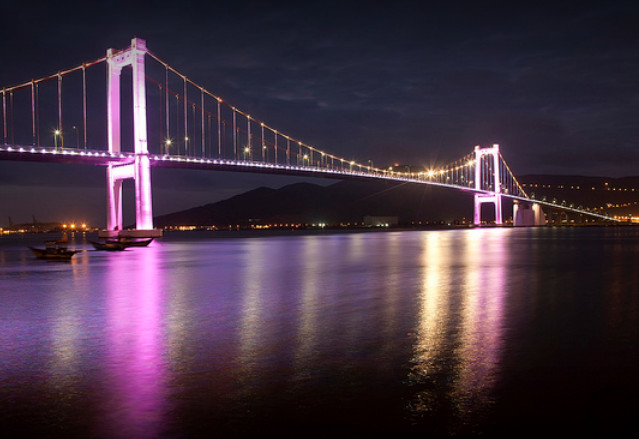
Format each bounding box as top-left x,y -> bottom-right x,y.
473,144 -> 502,225
513,200 -> 546,226
101,38 -> 160,238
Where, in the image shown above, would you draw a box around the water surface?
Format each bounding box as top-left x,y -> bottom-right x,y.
1,227 -> 638,437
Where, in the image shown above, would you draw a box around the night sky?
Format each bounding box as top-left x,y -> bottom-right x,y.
1,1 -> 638,227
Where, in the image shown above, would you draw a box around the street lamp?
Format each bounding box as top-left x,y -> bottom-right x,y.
54,129 -> 60,149
72,126 -> 79,148
244,146 -> 250,161
165,139 -> 172,155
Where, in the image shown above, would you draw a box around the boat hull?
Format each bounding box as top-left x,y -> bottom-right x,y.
30,247 -> 79,260
90,241 -> 127,251
106,237 -> 153,247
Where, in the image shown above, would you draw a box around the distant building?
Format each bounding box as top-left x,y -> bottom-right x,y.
363,215 -> 398,227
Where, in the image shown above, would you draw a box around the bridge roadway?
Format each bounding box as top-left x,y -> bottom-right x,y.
0,143 -> 618,222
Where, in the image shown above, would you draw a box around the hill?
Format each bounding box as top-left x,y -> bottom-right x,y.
153,175 -> 639,228
153,180 -> 476,228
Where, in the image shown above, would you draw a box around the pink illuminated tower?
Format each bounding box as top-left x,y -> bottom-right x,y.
101,38 -> 160,238
473,144 -> 502,225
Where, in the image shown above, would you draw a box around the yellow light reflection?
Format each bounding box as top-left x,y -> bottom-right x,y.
408,231 -> 452,414
453,228 -> 507,419
408,229 -> 508,429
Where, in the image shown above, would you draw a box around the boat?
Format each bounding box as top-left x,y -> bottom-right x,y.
90,240 -> 127,251
44,231 -> 69,246
29,246 -> 79,260
106,237 -> 153,247
30,232 -> 79,260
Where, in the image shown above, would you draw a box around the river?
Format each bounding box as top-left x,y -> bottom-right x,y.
1,227 -> 638,437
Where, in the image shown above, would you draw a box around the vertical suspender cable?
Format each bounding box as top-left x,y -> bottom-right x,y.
232,109 -> 237,159
57,72 -> 63,148
176,94 -> 180,155
217,99 -> 221,158
31,81 -> 36,146
274,132 -> 278,164
1,89 -> 5,144
158,82 -> 164,153
207,114 -> 211,156
201,89 -> 205,157
183,77 -> 187,155
165,67 -> 169,145
261,124 -> 265,161
10,91 -> 14,146
36,83 -> 40,146
191,103 -> 195,156
82,65 -> 87,150
286,137 -> 290,165
247,116 -> 251,160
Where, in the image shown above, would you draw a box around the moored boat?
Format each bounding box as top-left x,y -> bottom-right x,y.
91,240 -> 127,251
106,237 -> 153,247
30,246 -> 79,260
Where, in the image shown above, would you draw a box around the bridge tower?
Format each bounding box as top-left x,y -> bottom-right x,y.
473,144 -> 502,225
100,38 -> 160,238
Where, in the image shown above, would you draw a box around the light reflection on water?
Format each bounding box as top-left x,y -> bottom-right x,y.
99,245 -> 168,439
407,229 -> 507,432
1,228 -> 639,436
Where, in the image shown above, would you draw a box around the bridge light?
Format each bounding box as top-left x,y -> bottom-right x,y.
53,130 -> 61,149
427,170 -> 435,178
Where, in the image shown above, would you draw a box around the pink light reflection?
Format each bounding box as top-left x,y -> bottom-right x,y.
100,245 -> 169,439
454,228 -> 508,418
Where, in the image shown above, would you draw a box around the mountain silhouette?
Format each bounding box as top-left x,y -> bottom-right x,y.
152,174 -> 639,227
153,180 -> 477,227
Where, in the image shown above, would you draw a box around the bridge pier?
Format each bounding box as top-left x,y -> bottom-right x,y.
474,193 -> 502,225
99,37 -> 161,239
513,200 -> 546,226
473,144 -> 502,225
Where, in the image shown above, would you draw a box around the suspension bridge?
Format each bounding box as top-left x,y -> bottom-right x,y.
0,38 -> 619,237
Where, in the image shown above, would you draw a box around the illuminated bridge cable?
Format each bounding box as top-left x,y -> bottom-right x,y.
9,91 -> 13,146
31,81 -> 35,146
165,66 -> 170,146
146,50 -> 385,175
217,98 -> 221,158
201,88 -> 205,157
2,88 -> 6,144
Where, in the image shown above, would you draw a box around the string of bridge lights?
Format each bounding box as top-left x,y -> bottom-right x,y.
0,43 -> 619,223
